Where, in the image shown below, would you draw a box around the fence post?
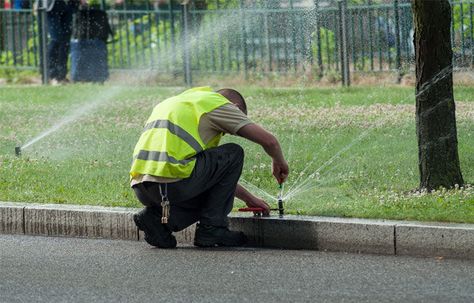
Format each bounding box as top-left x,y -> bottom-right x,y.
37,0 -> 49,84
217,0 -> 225,73
182,2 -> 192,86
264,1 -> 272,72
367,0 -> 374,71
289,0 -> 297,73
394,0 -> 402,83
10,11 -> 17,66
240,0 -> 248,79
451,2 -> 455,56
338,0 -> 350,86
0,2 -> 3,53
168,0 -> 177,77
470,2 -> 473,68
460,1 -> 466,63
314,0 -> 323,78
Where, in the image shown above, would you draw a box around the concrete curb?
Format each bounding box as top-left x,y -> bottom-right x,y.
1,202 -> 473,259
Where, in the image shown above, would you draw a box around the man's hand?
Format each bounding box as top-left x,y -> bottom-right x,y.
246,197 -> 271,216
235,184 -> 271,216
273,160 -> 289,184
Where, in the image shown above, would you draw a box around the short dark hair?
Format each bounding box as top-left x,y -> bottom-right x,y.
216,88 -> 247,115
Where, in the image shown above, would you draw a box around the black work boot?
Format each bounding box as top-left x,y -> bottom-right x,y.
194,224 -> 248,247
133,208 -> 177,249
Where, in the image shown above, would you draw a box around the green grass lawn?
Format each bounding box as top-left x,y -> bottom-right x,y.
1,84 -> 473,223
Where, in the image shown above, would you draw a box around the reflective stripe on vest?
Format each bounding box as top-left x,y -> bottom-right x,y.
134,150 -> 194,165
142,119 -> 203,153
130,86 -> 229,179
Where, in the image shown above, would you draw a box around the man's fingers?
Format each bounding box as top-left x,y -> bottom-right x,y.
273,162 -> 289,184
256,199 -> 270,212
260,203 -> 270,216
276,173 -> 286,184
273,170 -> 283,183
258,201 -> 270,210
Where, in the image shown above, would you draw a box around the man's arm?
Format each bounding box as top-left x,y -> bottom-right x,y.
237,123 -> 289,184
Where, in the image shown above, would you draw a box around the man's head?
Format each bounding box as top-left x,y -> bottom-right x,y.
217,88 -> 247,115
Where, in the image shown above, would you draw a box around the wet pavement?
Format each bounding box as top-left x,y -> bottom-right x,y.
1,235 -> 473,303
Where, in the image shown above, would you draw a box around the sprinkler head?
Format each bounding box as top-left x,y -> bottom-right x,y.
278,198 -> 284,218
277,183 -> 284,218
15,146 -> 21,157
178,0 -> 190,5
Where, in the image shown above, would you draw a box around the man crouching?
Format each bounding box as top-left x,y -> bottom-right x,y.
130,87 -> 289,248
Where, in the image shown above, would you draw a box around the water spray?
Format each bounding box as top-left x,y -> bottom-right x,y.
15,146 -> 21,157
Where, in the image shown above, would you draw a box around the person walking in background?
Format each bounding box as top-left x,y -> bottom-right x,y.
45,0 -> 80,84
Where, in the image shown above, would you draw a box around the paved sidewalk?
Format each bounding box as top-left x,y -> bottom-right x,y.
1,202 -> 473,259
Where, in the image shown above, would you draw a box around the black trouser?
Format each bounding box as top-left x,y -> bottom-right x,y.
47,0 -> 76,80
133,143 -> 244,232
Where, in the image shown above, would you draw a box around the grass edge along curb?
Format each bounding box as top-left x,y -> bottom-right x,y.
0,202 -> 473,260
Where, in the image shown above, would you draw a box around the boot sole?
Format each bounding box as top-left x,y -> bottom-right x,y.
133,214 -> 176,249
193,240 -> 219,247
194,234 -> 248,247
194,240 -> 247,247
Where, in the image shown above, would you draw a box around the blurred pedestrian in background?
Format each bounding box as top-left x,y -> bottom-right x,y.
13,0 -> 31,9
44,0 -> 80,84
70,0 -> 113,83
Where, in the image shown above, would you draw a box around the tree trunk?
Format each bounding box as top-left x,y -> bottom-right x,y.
412,0 -> 464,190
0,0 -> 4,52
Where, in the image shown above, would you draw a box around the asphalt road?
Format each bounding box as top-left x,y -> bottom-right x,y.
1,235 -> 473,303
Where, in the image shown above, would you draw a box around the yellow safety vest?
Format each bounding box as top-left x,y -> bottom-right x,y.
130,87 -> 230,179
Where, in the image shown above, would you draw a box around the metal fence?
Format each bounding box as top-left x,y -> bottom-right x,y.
0,1 -> 473,84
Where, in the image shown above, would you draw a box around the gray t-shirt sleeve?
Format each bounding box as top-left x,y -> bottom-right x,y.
206,103 -> 254,135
